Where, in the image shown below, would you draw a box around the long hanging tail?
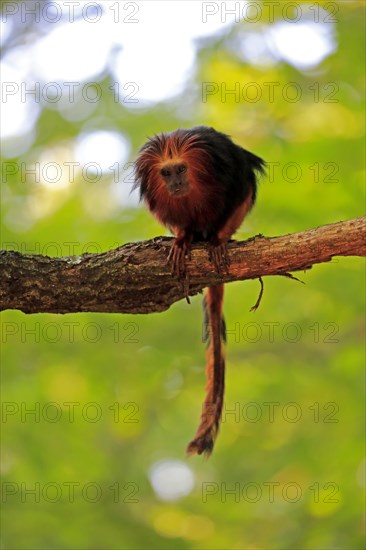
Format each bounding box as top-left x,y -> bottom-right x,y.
186,284 -> 226,456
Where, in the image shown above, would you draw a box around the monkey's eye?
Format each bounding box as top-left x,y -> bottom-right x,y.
177,165 -> 187,174
161,169 -> 171,177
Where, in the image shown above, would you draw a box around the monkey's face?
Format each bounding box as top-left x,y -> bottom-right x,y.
160,162 -> 189,197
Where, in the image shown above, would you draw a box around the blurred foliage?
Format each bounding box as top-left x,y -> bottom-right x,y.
1,1 -> 365,549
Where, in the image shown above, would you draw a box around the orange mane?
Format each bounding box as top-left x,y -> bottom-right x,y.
134,129 -> 225,230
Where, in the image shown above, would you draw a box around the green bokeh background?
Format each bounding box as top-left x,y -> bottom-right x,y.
1,1 -> 365,549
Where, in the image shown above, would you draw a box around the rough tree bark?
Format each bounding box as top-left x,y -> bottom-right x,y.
0,217 -> 365,315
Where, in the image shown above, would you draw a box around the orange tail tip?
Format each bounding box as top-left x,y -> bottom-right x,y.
186,433 -> 215,457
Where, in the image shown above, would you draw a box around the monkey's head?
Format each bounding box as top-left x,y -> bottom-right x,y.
159,160 -> 189,197
134,129 -> 212,202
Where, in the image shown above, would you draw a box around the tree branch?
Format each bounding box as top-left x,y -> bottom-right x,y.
1,217 -> 365,315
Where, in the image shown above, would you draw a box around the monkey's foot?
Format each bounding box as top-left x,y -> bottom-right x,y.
208,239 -> 230,274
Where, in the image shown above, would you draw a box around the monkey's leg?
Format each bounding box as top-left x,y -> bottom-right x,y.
209,192 -> 254,273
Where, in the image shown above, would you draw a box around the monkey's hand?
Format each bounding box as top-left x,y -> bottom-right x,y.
208,236 -> 230,274
167,234 -> 192,278
168,233 -> 192,303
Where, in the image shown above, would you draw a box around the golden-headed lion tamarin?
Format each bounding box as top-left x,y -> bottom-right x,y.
134,126 -> 265,456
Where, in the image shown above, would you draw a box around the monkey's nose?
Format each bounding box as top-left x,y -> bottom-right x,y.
169,180 -> 186,196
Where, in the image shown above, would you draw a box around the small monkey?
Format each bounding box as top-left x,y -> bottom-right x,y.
134,126 -> 265,455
